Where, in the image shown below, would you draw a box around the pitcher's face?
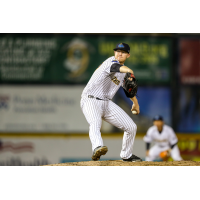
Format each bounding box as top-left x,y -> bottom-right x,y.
114,50 -> 130,64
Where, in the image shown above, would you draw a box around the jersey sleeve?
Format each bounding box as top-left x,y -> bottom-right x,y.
168,127 -> 178,145
103,58 -> 121,74
143,128 -> 153,143
110,63 -> 121,72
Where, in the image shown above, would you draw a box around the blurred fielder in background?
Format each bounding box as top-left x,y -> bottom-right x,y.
143,115 -> 183,161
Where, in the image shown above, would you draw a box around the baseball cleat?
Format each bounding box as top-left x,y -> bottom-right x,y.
92,146 -> 108,161
122,154 -> 143,162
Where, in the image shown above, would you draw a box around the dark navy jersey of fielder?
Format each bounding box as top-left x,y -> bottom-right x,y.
81,56 -> 126,100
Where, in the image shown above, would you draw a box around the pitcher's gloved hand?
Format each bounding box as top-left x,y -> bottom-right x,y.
122,73 -> 138,98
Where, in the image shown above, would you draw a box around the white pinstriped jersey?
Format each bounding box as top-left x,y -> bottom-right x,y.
143,125 -> 178,147
81,56 -> 125,100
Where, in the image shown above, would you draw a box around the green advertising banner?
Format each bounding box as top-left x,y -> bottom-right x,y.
0,34 -> 172,84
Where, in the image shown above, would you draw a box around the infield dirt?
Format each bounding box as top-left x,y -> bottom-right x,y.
44,160 -> 200,166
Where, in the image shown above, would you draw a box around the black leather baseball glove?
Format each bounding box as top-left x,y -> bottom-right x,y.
122,73 -> 138,98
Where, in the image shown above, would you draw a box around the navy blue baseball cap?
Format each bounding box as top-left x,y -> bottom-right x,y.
153,115 -> 163,121
113,43 -> 130,53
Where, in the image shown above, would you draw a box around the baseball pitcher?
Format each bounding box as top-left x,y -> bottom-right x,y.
80,43 -> 142,162
144,115 -> 183,161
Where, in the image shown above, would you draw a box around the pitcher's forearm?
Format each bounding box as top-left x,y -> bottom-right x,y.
130,96 -> 138,105
119,66 -> 134,74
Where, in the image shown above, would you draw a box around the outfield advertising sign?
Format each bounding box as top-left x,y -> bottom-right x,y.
0,86 -> 89,132
0,86 -> 172,133
0,136 -> 146,165
0,35 -> 172,84
179,39 -> 200,85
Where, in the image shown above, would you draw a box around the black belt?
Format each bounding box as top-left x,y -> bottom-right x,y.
88,95 -> 103,100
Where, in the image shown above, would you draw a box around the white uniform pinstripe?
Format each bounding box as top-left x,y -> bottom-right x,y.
143,125 -> 183,161
80,56 -> 137,159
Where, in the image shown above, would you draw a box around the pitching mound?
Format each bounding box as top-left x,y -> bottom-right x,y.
44,160 -> 200,166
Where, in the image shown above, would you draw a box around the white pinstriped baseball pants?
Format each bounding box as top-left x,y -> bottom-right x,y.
80,96 -> 137,159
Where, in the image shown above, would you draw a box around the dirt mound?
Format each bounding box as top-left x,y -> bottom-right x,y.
44,160 -> 200,166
